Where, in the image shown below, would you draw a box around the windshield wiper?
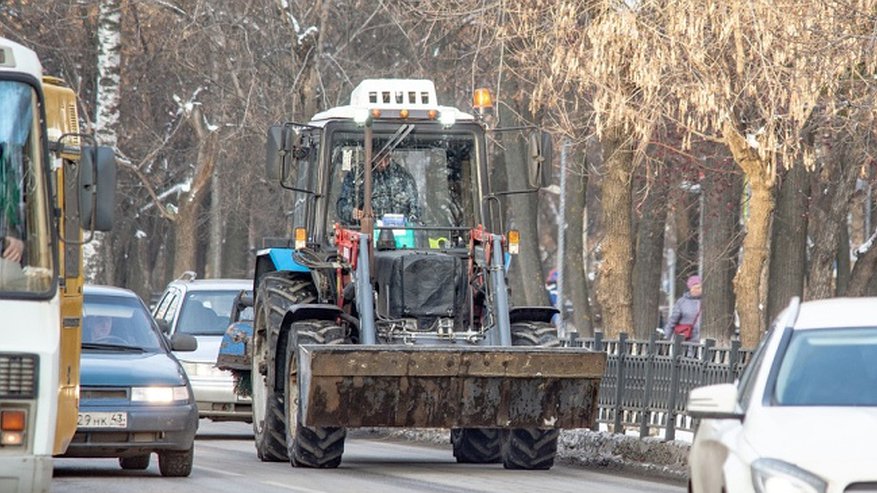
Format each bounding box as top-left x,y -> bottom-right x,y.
81,342 -> 146,352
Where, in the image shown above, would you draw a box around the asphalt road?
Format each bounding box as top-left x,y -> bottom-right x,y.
53,420 -> 686,493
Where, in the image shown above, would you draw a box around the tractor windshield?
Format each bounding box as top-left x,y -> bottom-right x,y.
326,127 -> 478,246
0,80 -> 53,294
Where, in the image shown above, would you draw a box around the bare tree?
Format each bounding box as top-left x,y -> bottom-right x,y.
507,0 -> 877,346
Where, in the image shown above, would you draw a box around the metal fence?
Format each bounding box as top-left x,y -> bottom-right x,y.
565,331 -> 753,441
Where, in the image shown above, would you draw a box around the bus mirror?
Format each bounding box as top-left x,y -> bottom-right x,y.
79,146 -> 116,232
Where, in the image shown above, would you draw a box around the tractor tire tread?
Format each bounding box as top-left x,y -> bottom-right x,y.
288,319 -> 347,469
451,428 -> 501,463
502,320 -> 560,470
254,275 -> 316,462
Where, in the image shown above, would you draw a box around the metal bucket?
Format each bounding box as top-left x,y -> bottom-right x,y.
298,345 -> 606,429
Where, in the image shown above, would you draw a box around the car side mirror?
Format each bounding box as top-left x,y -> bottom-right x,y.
687,383 -> 744,420
170,333 -> 198,352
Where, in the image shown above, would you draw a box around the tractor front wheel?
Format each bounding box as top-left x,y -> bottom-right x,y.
284,319 -> 347,468
252,274 -> 316,462
501,321 -> 561,470
451,428 -> 501,463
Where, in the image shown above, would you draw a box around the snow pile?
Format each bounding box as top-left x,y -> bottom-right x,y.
362,428 -> 689,481
557,429 -> 689,480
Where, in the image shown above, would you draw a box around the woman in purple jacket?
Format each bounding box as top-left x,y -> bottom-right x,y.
663,275 -> 702,342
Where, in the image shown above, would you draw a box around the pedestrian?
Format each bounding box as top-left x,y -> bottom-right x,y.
663,275 -> 702,344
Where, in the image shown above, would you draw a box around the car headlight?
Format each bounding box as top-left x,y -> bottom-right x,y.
180,361 -> 228,378
752,458 -> 827,493
131,386 -> 190,403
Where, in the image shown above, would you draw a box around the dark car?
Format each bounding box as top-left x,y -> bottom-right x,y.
61,285 -> 199,477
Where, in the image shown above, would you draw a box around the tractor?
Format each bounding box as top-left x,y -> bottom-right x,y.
219,79 -> 606,470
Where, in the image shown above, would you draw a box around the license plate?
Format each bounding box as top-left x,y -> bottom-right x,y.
77,411 -> 128,429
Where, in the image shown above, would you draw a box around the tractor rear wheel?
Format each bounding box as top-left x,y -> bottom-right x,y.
451,428 -> 501,463
252,274 -> 315,462
285,319 -> 347,468
501,321 -> 561,470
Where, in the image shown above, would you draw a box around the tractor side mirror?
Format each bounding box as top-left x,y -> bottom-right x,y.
79,146 -> 116,232
267,125 -> 311,182
266,125 -> 288,181
528,130 -> 552,189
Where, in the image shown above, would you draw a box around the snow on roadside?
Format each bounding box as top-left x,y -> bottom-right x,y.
361,428 -> 689,482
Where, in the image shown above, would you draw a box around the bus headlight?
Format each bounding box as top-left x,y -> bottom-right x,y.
1,409 -> 26,446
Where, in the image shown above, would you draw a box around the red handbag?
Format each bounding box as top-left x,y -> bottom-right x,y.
673,307 -> 701,341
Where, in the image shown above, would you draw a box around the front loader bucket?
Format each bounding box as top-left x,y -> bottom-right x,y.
298,345 -> 606,429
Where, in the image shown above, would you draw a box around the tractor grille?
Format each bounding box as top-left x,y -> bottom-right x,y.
0,353 -> 38,399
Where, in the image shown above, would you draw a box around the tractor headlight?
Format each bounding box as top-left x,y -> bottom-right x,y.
354,108 -> 370,126
131,386 -> 190,403
752,459 -> 827,493
439,110 -> 456,127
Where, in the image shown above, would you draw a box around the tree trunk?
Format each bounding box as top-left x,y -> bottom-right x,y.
673,187 -> 700,297
173,203 -> 199,278
805,144 -> 860,300
172,106 -> 219,278
848,227 -> 877,295
632,164 -> 669,338
836,219 -> 851,296
723,122 -> 775,348
766,165 -> 809,322
207,163 -> 222,277
89,0 -> 123,284
596,127 -> 635,337
566,148 -> 594,335
701,160 -> 743,345
498,87 -> 548,306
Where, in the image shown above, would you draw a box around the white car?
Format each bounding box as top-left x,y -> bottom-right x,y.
152,275 -> 253,422
687,297 -> 877,493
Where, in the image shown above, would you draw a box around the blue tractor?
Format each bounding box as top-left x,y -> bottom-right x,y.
218,80 -> 605,470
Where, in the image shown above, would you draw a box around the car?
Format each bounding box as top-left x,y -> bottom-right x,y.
687,297 -> 877,493
62,285 -> 199,476
152,274 -> 253,422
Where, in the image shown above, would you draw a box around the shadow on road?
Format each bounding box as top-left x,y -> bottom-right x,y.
196,432 -> 254,440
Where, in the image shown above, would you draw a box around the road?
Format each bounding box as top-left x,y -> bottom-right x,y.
53,421 -> 686,493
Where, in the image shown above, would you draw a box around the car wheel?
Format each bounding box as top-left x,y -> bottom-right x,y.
119,454 -> 150,470
158,447 -> 194,477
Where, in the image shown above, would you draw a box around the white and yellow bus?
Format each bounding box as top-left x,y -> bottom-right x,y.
0,36 -> 114,493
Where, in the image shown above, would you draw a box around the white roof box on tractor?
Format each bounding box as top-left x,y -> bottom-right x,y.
311,79 -> 476,125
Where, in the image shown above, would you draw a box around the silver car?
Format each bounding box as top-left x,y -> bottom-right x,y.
152,274 -> 253,422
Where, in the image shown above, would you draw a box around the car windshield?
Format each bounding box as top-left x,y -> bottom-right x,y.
774,328 -> 877,406
83,294 -> 164,351
177,290 -> 242,336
